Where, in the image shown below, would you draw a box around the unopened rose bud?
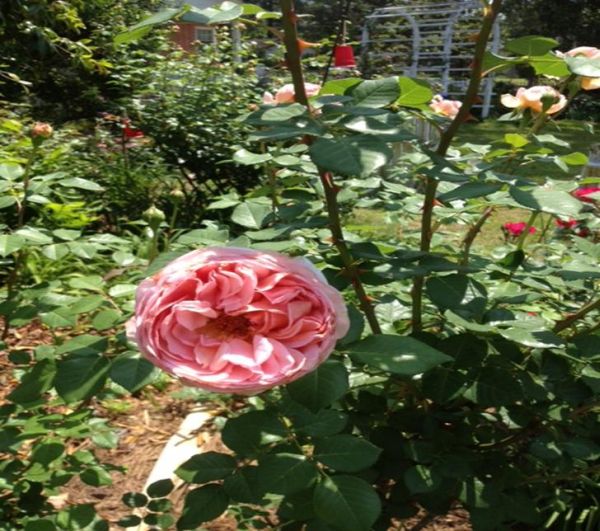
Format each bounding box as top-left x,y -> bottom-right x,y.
143,205 -> 166,225
31,122 -> 53,139
169,189 -> 185,202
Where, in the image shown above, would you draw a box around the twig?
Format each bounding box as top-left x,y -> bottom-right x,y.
411,0 -> 503,332
279,0 -> 382,334
553,298 -> 600,334
461,207 -> 494,266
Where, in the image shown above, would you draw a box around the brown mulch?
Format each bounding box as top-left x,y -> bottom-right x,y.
2,322 -> 472,530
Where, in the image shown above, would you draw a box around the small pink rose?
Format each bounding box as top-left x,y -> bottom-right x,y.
500,86 -> 567,114
429,95 -> 462,118
262,83 -> 321,105
31,122 -> 53,139
127,247 -> 349,395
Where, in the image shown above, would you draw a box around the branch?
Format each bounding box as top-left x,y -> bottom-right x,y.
411,0 -> 503,332
461,207 -> 494,266
279,0 -> 381,334
553,298 -> 600,334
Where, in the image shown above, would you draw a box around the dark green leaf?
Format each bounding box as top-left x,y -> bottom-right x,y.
176,452 -> 237,484
147,478 -> 174,498
55,354 -> 111,403
287,360 -> 349,412
110,355 -> 158,393
347,335 -> 452,376
8,359 -> 56,404
256,453 -> 319,495
313,475 -> 381,531
314,435 -> 381,472
221,410 -> 287,456
177,484 -> 229,530
505,36 -> 558,56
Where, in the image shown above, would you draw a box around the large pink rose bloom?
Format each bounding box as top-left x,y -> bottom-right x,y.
564,47 -> 600,91
263,83 -> 321,104
127,247 -> 349,394
500,86 -> 567,114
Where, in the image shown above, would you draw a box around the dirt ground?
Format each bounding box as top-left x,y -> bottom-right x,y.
2,322 -> 472,530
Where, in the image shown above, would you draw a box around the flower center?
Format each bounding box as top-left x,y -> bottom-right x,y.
200,315 -> 252,340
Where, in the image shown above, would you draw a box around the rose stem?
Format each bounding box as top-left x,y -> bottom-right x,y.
411,0 -> 503,333
279,0 -> 382,334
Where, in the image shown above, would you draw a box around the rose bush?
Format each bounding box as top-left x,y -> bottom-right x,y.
127,247 -> 349,394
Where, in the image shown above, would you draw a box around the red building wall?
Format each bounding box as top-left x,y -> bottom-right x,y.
171,23 -> 199,52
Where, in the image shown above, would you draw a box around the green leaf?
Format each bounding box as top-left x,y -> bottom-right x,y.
438,182 -> 502,202
505,36 -> 558,56
0,162 -> 24,179
473,367 -> 524,406
177,484 -> 229,530
122,492 -> 148,508
426,274 -> 471,310
314,435 -> 381,472
115,7 -> 183,44
41,243 -> 69,261
0,234 -> 25,256
504,133 -> 529,148
293,409 -> 348,438
55,354 -> 111,403
91,309 -> 122,331
510,187 -> 582,217
233,148 -> 272,165
223,467 -> 263,504
287,360 -> 349,412
313,476 -> 381,531
110,355 -> 158,393
176,452 -> 237,484
15,227 -> 53,245
256,453 -> 319,495
565,55 -> 600,77
108,284 -> 137,298
0,196 -> 17,209
58,177 -> 104,192
56,335 -> 108,356
560,152 -> 588,166
529,53 -> 570,77
397,77 -> 433,108
56,504 -> 108,531
404,465 -> 442,494
309,136 -> 392,177
231,200 -> 272,229
147,478 -> 174,498
8,359 -> 56,405
31,439 -> 65,465
350,77 -> 400,108
321,78 -> 362,95
422,367 -> 469,402
80,466 -> 113,487
209,2 -> 243,23
347,335 -> 452,376
222,410 -> 287,456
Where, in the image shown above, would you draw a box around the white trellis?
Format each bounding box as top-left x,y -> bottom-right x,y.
361,0 -> 501,117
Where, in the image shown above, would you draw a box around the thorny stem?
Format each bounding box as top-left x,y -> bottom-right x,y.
461,207 -> 494,266
553,298 -> 600,334
516,211 -> 539,249
279,0 -> 382,334
411,0 -> 503,333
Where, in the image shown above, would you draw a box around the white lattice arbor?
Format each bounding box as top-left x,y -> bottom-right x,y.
361,1 -> 501,117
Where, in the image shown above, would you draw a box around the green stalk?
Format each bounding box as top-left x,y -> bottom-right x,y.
411,0 -> 503,332
279,0 -> 381,334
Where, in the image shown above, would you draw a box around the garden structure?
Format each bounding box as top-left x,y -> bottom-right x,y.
361,0 -> 502,117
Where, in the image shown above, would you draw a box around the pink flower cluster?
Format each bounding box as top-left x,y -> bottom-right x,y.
127,247 -> 349,395
502,222 -> 536,238
263,83 -> 321,105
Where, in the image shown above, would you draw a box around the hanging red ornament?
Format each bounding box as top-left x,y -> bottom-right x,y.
334,44 -> 356,68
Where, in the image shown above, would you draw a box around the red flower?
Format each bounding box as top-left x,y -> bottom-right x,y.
122,119 -> 144,139
555,218 -> 578,229
573,186 -> 600,203
503,222 -> 536,237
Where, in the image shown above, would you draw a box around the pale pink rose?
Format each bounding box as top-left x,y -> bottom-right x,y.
429,95 -> 462,118
262,83 -> 321,105
500,86 -> 567,114
563,47 -> 600,91
127,247 -> 349,395
31,122 -> 53,139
